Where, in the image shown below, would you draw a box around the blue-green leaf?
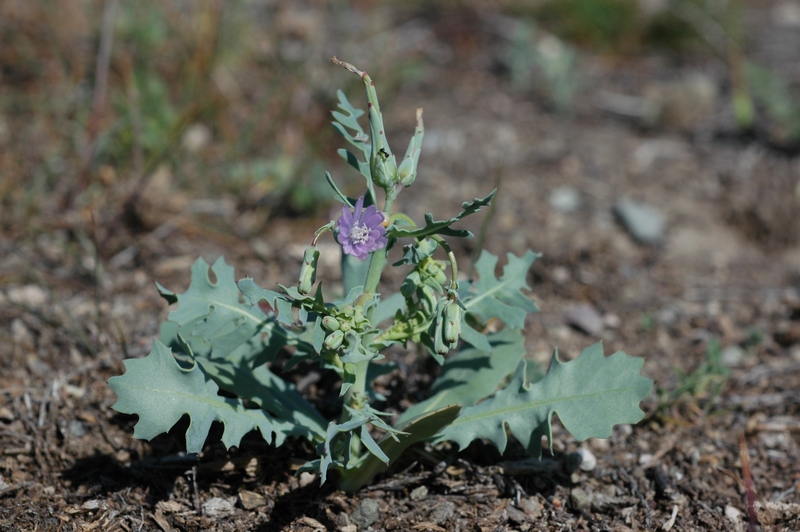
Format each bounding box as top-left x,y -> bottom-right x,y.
109,342 -> 304,453
462,250 -> 541,329
159,257 -> 276,363
195,357 -> 326,440
237,277 -> 294,327
398,329 -> 526,424
337,405 -> 461,492
434,344 -> 653,458
389,190 -> 496,240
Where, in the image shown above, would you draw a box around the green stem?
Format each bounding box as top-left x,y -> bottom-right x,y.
341,191 -> 396,428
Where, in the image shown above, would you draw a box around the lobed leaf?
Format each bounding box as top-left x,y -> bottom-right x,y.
196,357 -> 327,440
462,250 -> 541,330
434,343 -> 653,458
158,257 -> 276,363
109,342 -> 305,453
398,328 -> 526,424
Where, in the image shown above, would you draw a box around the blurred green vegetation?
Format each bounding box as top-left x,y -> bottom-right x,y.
1,0 -> 797,248
0,0 -> 426,244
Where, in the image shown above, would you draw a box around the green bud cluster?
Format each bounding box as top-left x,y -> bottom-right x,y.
320,305 -> 370,352
401,257 -> 448,313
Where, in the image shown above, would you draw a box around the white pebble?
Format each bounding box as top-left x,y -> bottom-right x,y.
577,447 -> 597,471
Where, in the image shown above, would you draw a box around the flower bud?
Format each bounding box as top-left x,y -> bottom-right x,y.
419,285 -> 438,314
431,297 -> 450,355
298,246 -> 319,295
322,316 -> 340,332
443,301 -> 462,346
371,147 -> 398,189
324,330 -> 344,350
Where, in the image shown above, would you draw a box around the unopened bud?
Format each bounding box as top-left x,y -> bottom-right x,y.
431,297 -> 450,355
443,301 -> 462,346
322,316 -> 340,332
324,330 -> 344,350
298,246 -> 319,295
419,285 -> 438,314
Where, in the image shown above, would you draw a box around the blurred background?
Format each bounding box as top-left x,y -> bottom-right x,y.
2,0 -> 798,246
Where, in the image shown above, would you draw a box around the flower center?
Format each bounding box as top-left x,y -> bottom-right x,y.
350,222 -> 370,244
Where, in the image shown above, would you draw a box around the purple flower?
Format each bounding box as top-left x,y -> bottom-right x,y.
337,196 -> 387,260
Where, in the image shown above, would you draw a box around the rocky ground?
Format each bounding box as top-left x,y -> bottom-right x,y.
2,1 -> 800,530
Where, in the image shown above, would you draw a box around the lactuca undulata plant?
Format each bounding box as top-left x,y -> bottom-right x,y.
108,58 -> 652,492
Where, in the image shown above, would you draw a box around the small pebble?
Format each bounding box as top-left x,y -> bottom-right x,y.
721,345 -> 746,368
430,501 -> 455,525
549,186 -> 582,213
570,488 -> 592,511
69,420 -> 86,438
725,505 -> 742,523
298,471 -> 315,488
350,498 -> 380,529
81,500 -> 104,511
576,447 -> 597,471
409,485 -> 428,500
519,497 -> 543,518
564,303 -> 604,336
614,198 -> 666,245
238,490 -> 265,510
202,497 -> 235,518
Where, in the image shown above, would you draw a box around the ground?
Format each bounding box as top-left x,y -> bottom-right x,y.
1,1 -> 800,531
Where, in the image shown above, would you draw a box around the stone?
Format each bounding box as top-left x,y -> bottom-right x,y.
350,498 -> 380,529
564,303 -> 604,336
614,198 -> 666,245
430,501 -> 455,525
409,485 -> 428,500
576,447 -> 597,471
519,497 -> 543,518
721,345 -> 746,368
549,186 -> 581,213
725,505 -> 742,523
69,420 -> 86,438
202,497 -> 235,518
570,488 -> 592,511
238,490 -> 266,510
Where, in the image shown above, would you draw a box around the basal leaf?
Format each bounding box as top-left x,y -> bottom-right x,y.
462,250 -> 541,329
158,257 -> 275,364
398,328 -> 525,424
434,344 -> 653,458
109,342 -> 303,453
195,357 -> 327,440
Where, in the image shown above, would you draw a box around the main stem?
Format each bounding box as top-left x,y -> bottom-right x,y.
341,191 -> 396,425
